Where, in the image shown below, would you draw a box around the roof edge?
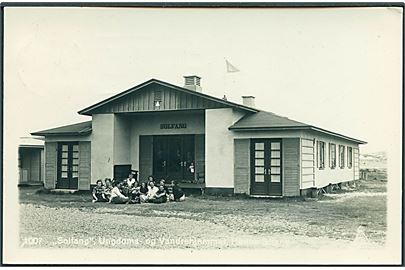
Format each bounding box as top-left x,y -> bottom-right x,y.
78,78 -> 259,115
229,125 -> 366,144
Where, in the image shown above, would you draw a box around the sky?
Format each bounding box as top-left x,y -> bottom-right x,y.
4,6 -> 403,154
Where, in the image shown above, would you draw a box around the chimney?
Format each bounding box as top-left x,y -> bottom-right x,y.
184,75 -> 202,92
242,96 -> 255,108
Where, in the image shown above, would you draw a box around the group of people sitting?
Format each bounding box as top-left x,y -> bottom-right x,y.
91,173 -> 186,204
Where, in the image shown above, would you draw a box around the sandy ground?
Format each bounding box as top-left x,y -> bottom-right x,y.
19,179 -> 386,250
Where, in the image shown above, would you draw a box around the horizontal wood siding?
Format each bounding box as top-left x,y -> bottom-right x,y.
353,148 -> 360,180
301,138 -> 315,188
44,142 -> 57,189
234,139 -> 250,194
283,138 -> 300,196
139,135 -> 153,182
78,142 -> 91,190
195,134 -> 205,183
93,85 -> 226,114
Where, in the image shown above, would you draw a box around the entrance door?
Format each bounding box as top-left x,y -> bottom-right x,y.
153,135 -> 195,181
251,139 -> 282,196
57,142 -> 79,189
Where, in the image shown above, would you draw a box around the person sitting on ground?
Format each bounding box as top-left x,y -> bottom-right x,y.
104,178 -> 113,201
110,182 -> 129,204
146,181 -> 159,202
153,185 -> 168,204
167,180 -> 175,201
92,179 -> 108,203
128,181 -> 141,204
147,175 -> 156,185
172,181 -> 185,202
139,182 -> 149,203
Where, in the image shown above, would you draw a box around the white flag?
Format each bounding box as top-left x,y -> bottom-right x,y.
225,59 -> 240,73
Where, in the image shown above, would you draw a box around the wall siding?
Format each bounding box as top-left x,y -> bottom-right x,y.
78,142 -> 91,190
282,138 -> 300,196
93,84 -> 226,114
44,142 -> 57,189
234,139 -> 250,194
139,135 -> 153,182
195,134 -> 205,183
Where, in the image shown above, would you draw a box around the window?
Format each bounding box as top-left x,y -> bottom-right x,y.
154,90 -> 162,110
317,141 -> 325,169
329,143 -> 336,169
347,147 -> 353,168
339,145 -> 345,168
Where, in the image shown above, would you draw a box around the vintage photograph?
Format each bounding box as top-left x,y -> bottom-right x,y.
2,3 -> 403,265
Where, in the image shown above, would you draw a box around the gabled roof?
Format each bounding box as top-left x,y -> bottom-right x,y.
31,121 -> 92,136
78,78 -> 259,115
229,111 -> 366,144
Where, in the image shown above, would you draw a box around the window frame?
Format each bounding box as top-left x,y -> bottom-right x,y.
347,146 -> 353,168
329,143 -> 336,169
317,140 -> 326,170
339,145 -> 345,169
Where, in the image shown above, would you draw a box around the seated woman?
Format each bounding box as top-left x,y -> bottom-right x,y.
153,185 -> 168,204
92,179 -> 108,203
139,182 -> 149,203
104,178 -> 113,201
128,182 -> 141,204
172,182 -> 186,202
145,181 -> 159,203
109,182 -> 129,204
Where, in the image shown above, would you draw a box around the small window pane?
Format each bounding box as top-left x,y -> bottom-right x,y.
62,165 -> 68,171
271,175 -> 281,182
255,159 -> 264,166
72,158 -> 79,165
72,172 -> 78,178
255,143 -> 264,150
255,174 -> 264,182
271,142 -> 280,150
73,145 -> 79,151
271,159 -> 280,166
255,167 -> 264,174
271,151 -> 280,158
62,159 -> 68,165
62,145 -> 68,151
61,172 -> 68,178
255,151 -> 264,158
271,167 -> 281,174
62,152 -> 68,158
73,152 -> 79,158
72,165 -> 79,172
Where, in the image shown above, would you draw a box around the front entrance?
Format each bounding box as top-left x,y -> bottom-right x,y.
250,139 -> 282,196
56,142 -> 79,189
153,135 -> 195,181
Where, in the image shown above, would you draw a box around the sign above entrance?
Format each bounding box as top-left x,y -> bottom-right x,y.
160,123 -> 187,129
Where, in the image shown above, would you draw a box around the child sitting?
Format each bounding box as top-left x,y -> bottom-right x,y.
92,179 -> 108,203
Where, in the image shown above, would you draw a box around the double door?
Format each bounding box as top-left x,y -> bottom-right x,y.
57,142 -> 79,189
251,139 -> 282,196
153,135 -> 195,181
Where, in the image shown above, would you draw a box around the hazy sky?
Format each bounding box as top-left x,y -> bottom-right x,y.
4,7 -> 402,154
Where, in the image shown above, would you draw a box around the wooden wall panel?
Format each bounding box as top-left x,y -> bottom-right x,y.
44,142 -> 57,189
234,139 -> 250,194
78,141 -> 91,190
283,138 -> 300,196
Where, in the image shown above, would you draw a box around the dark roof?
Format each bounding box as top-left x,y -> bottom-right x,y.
31,121 -> 92,136
78,78 -> 259,115
229,111 -> 309,129
229,111 -> 366,144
